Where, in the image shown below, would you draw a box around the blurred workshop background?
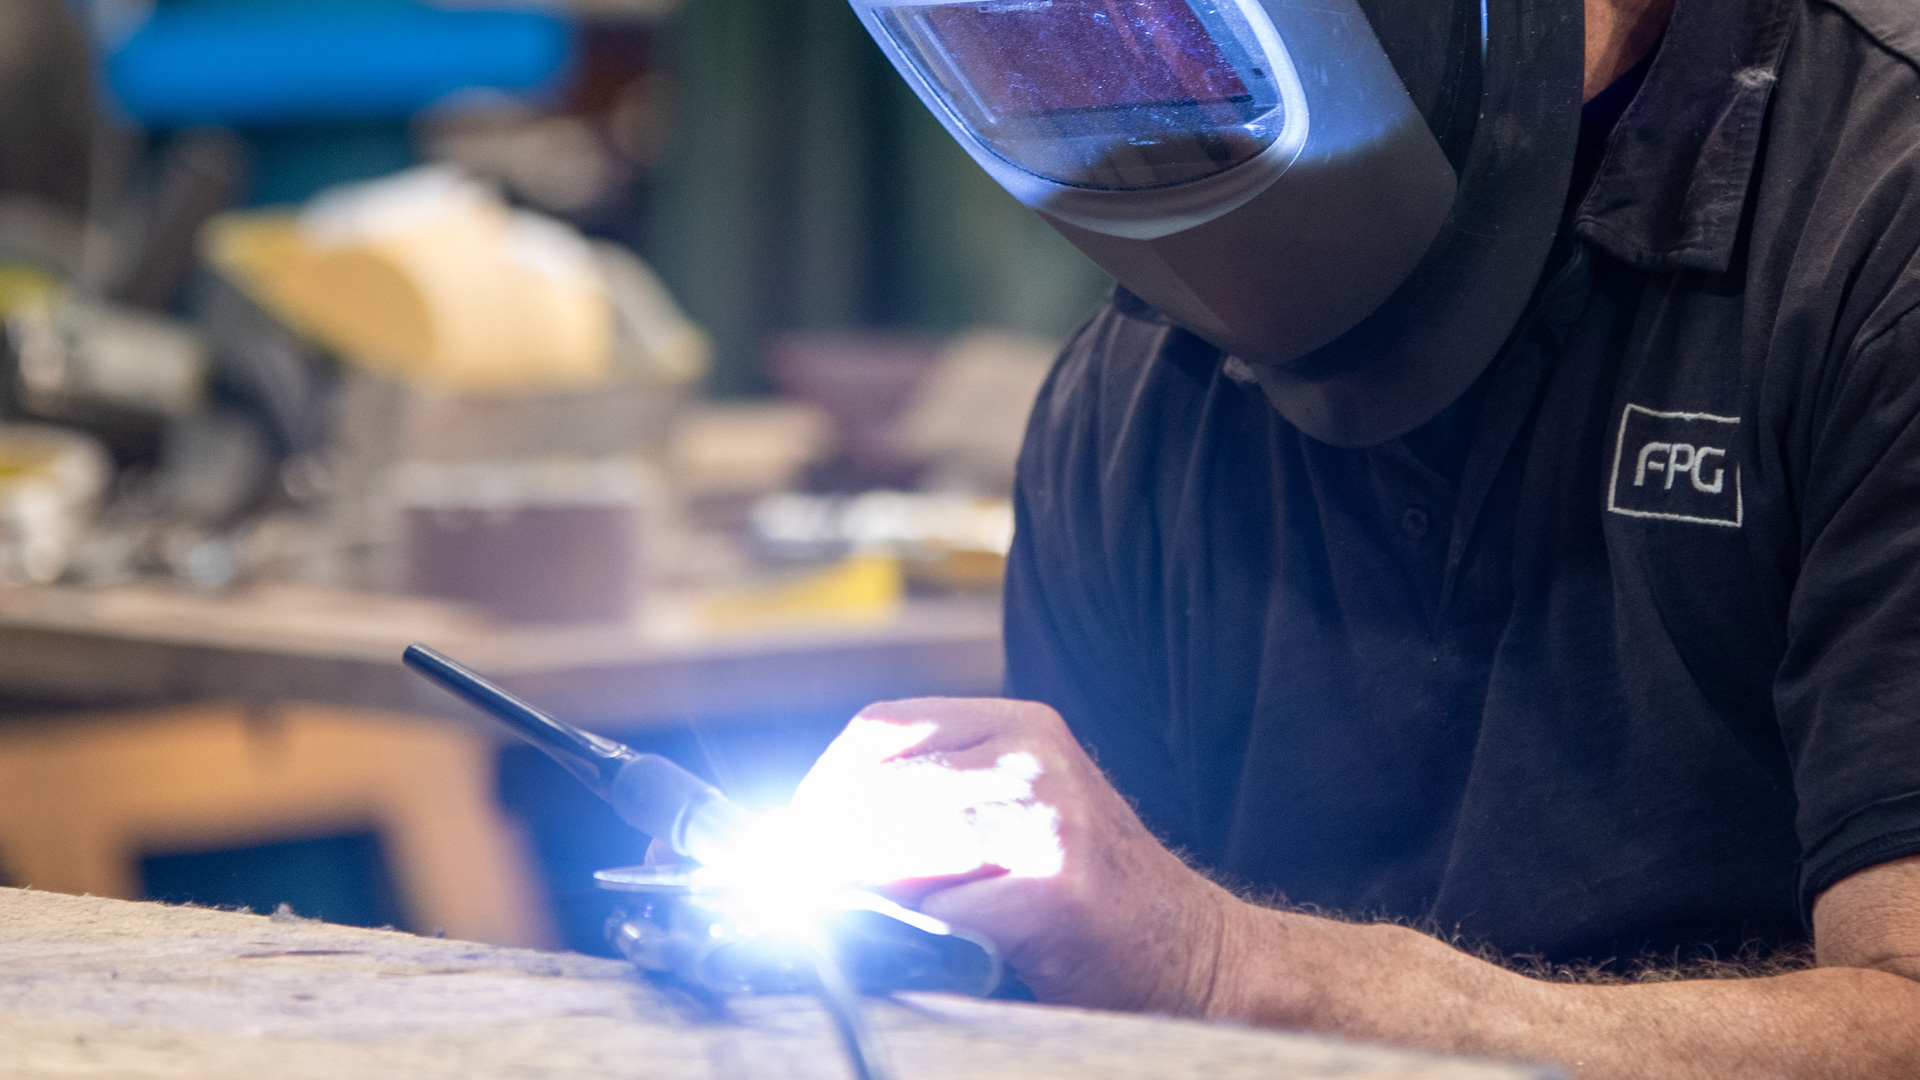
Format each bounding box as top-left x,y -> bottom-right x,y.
0,0 -> 1108,953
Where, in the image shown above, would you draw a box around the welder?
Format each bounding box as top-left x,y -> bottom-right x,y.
801,0 -> 1920,1074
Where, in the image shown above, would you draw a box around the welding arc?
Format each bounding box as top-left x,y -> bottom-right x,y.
402,643 -> 752,863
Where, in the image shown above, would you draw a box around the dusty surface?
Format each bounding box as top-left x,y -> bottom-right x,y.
0,888 -> 1554,1079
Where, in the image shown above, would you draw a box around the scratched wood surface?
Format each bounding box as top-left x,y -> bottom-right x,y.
0,889 -> 1557,1080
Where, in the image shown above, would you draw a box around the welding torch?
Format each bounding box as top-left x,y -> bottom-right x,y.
402,643 -> 754,866
404,642 -> 996,1080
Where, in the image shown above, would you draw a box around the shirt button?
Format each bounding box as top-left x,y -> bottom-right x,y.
1401,507 -> 1430,539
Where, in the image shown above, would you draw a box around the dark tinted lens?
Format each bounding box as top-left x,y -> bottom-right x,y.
878,0 -> 1286,189
924,0 -> 1249,117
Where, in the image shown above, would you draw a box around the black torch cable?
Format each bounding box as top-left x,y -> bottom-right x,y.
797,933 -> 891,1080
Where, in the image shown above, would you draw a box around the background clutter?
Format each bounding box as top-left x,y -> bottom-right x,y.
0,0 -> 1106,953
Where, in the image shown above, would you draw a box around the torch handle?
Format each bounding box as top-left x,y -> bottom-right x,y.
403,643 -> 750,862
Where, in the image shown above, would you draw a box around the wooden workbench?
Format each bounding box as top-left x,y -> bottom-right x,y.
0,585 -> 1001,950
0,584 -> 1003,732
0,888 -> 1554,1080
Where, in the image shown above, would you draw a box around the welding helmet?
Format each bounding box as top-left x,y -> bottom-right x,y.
852,0 -> 1582,445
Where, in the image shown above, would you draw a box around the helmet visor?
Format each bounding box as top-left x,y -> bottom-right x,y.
872,0 -> 1291,190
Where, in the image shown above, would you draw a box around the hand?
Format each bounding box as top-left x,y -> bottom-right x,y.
787,696 -> 1247,1015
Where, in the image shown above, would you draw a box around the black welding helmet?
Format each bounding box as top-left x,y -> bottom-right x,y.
852,0 -> 1583,445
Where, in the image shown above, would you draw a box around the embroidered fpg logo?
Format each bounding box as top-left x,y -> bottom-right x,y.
1607,404 -> 1743,527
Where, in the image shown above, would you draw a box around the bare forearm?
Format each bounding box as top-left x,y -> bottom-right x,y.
1212,906 -> 1920,1079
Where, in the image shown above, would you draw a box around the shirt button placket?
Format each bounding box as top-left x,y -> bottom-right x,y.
1401,506 -> 1431,540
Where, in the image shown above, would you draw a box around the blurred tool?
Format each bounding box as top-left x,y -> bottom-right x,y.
388,457 -> 650,625
0,423 -> 111,585
207,168 -> 613,394
1,272 -> 208,420
202,165 -> 708,598
0,262 -> 214,481
195,270 -> 338,470
114,129 -> 250,312
0,0 -> 94,219
893,331 -> 1054,495
667,402 -> 832,501
420,106 -> 617,218
766,333 -> 938,493
751,492 -> 1013,595
0,265 -> 61,325
768,330 -> 1057,496
206,165 -> 707,390
752,491 -> 1013,561
597,243 -> 710,386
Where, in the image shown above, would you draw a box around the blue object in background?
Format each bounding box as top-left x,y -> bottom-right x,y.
241,122 -> 421,206
107,0 -> 575,128
140,831 -> 407,930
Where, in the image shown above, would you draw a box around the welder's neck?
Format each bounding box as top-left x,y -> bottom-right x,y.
1585,0 -> 1676,102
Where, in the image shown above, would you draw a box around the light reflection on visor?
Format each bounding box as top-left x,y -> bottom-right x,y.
875,0 -> 1288,189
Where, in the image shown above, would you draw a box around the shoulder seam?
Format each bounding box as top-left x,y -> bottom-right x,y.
1850,300 -> 1920,360
1814,0 -> 1920,76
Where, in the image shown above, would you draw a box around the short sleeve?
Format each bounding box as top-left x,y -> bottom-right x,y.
1777,304 -> 1920,908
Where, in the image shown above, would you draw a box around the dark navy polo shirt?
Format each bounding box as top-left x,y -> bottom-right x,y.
1003,0 -> 1920,965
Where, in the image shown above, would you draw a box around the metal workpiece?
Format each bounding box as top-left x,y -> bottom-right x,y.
598,865 -> 1001,1080
595,865 -> 1001,998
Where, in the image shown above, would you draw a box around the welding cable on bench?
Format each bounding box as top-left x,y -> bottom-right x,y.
798,933 -> 891,1080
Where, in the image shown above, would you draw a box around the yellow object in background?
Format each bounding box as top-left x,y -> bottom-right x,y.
697,554 -> 904,635
904,546 -> 1006,594
205,168 -> 612,395
0,265 -> 58,318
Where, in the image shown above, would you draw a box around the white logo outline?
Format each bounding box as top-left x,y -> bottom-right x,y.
1606,404 -> 1742,528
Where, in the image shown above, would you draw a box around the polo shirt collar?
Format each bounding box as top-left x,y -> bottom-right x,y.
1573,0 -> 1797,274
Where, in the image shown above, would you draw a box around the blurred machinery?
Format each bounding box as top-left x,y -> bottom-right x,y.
204,166 -> 709,620
0,424 -> 112,586
0,0 -> 1047,962
0,0 -> 1057,624
389,458 -> 653,624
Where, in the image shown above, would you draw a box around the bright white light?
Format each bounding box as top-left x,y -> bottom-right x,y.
694,717 -> 1064,910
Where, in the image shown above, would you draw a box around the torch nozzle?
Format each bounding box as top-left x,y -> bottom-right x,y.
403,643 -> 752,864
